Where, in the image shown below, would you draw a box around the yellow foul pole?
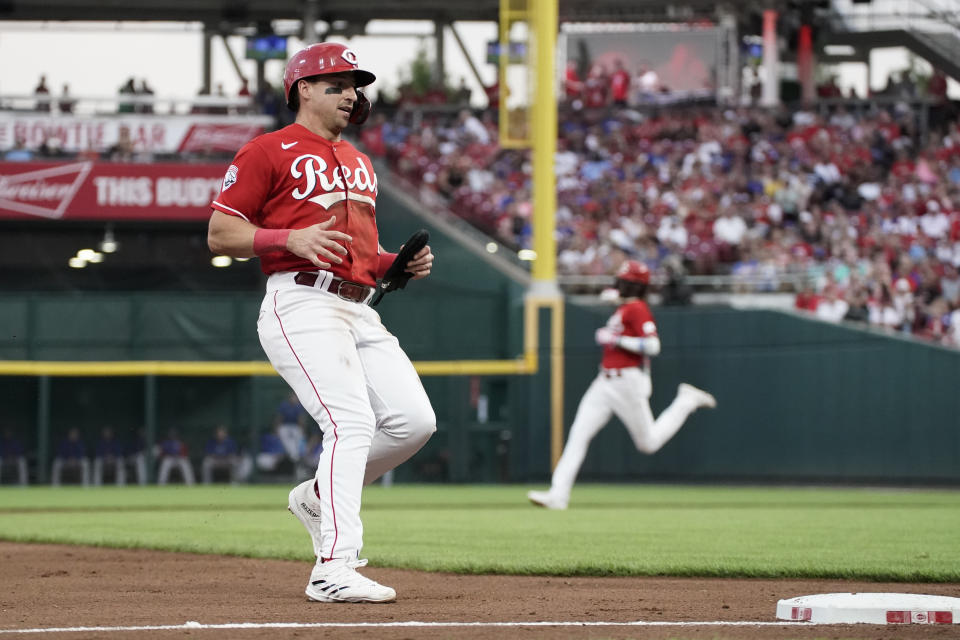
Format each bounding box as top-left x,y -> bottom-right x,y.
531,0 -> 557,286
530,0 -> 564,468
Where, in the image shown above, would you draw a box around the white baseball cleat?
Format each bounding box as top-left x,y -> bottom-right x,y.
288,479 -> 323,557
678,383 -> 717,409
306,557 -> 397,603
527,490 -> 568,510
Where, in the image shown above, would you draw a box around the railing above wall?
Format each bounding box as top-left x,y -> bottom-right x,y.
0,93 -> 259,117
830,0 -> 960,37
557,273 -> 808,294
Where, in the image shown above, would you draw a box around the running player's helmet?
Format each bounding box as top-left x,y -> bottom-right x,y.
283,42 -> 376,123
615,260 -> 650,298
616,261 -> 651,284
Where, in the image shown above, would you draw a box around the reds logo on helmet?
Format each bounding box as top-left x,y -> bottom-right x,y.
616,260 -> 651,284
283,42 -> 376,108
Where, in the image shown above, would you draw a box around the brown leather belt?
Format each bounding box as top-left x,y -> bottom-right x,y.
294,272 -> 373,303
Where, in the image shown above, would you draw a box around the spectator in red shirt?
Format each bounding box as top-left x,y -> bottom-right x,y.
360,113 -> 387,157
564,60 -> 583,105
483,81 -> 499,109
795,281 -> 819,312
236,77 -> 253,114
816,76 -> 842,98
583,64 -> 609,109
609,59 -> 631,107
928,68 -> 949,131
928,69 -> 947,105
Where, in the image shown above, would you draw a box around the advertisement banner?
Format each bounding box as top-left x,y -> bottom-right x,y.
0,161 -> 230,221
0,114 -> 271,154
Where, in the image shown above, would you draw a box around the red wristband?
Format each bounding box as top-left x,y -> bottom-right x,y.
253,228 -> 291,255
376,251 -> 398,278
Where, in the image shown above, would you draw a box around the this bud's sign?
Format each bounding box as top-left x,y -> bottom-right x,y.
0,161 -> 228,220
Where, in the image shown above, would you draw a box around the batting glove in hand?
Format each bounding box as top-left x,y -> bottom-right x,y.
595,327 -> 618,346
370,229 -> 430,307
598,287 -> 621,303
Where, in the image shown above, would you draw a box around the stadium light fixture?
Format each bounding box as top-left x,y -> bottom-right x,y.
823,45 -> 855,56
211,256 -> 232,267
486,242 -> 498,254
100,227 -> 119,253
518,249 -> 537,261
76,248 -> 98,261
68,257 -> 87,269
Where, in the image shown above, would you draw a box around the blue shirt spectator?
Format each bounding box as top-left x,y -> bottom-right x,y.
1,427 -> 28,485
205,426 -> 238,457
156,429 -> 194,485
126,430 -> 146,457
201,426 -> 247,484
51,427 -> 90,486
93,427 -> 127,486
95,427 -> 124,458
4,139 -> 34,162
56,429 -> 86,460
273,392 -> 308,462
158,431 -> 187,458
275,395 -> 306,426
1,429 -> 25,459
259,430 -> 286,456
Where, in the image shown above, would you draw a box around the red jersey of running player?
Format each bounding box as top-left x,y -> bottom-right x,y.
211,123 -> 380,286
600,299 -> 657,369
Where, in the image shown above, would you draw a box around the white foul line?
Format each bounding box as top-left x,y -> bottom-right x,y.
0,620 -> 812,634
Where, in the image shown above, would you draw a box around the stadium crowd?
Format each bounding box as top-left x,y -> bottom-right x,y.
9,67 -> 960,347
357,92 -> 960,348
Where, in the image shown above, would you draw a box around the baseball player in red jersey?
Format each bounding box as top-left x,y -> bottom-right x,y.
527,261 -> 716,510
207,42 -> 436,603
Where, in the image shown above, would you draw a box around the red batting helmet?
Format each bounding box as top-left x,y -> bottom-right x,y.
616,260 -> 651,284
283,42 -> 376,109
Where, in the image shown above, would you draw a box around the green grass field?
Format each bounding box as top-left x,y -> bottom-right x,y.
1,484 -> 958,582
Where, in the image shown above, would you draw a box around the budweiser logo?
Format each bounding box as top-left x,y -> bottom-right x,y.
0,162 -> 92,219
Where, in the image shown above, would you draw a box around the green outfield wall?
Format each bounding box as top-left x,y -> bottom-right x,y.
2,294 -> 958,485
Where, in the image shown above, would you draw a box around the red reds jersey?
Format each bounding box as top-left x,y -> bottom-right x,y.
601,300 -> 657,369
564,67 -> 583,99
610,69 -> 631,102
583,76 -> 608,108
211,123 -> 380,285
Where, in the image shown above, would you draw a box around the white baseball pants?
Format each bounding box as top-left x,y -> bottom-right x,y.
547,367 -> 701,504
93,456 -> 127,486
157,456 -> 195,485
258,272 -> 436,560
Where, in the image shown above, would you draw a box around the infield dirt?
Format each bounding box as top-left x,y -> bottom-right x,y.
1,542 -> 958,639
